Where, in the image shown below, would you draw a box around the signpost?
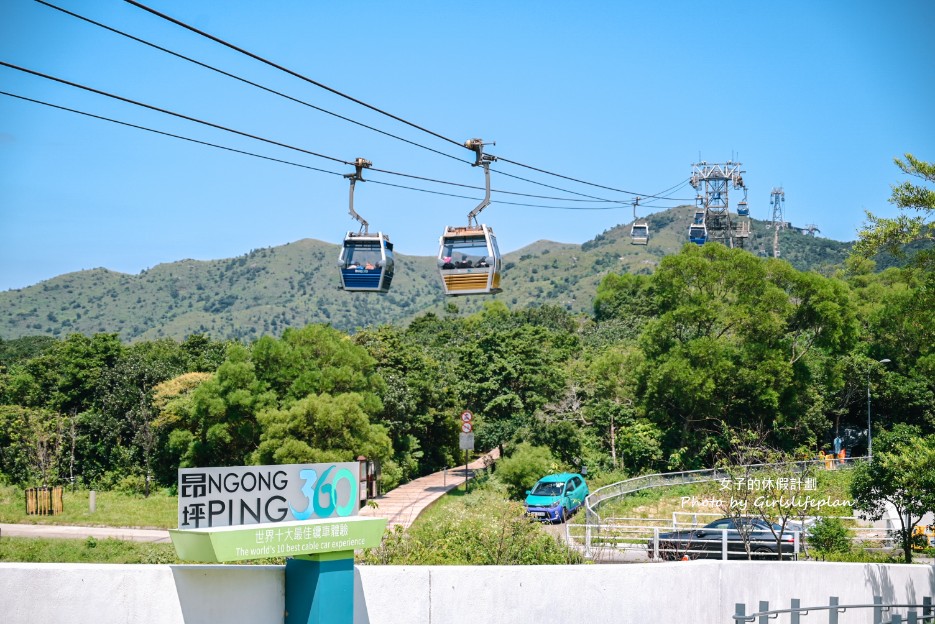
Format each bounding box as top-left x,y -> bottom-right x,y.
176,462 -> 360,529
459,411 -> 474,491
169,462 -> 387,624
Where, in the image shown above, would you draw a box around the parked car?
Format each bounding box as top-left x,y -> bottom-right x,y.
524,473 -> 589,523
647,516 -> 797,560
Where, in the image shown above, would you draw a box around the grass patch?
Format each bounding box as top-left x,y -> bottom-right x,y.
0,536 -> 181,564
362,475 -> 582,565
596,483 -> 704,521
0,535 -> 290,565
0,485 -> 177,529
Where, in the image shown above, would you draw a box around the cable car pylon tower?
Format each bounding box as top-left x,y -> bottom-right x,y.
769,187 -> 785,258
688,160 -> 750,248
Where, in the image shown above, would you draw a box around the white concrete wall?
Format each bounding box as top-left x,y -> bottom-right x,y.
355,562 -> 935,624
1,561 -> 933,624
0,563 -> 283,624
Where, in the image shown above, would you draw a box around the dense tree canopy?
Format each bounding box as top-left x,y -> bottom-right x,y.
856,154 -> 935,272
849,424 -> 935,562
1,172 -> 933,492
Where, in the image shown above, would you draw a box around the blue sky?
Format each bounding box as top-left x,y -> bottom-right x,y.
1,0 -> 933,291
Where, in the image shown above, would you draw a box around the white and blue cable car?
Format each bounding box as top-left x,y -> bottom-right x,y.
336,158 -> 395,293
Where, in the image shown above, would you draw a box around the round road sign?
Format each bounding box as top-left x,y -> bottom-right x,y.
461,422 -> 473,433
460,410 -> 473,422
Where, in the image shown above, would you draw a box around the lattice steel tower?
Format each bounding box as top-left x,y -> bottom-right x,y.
770,187 -> 785,258
688,161 -> 750,248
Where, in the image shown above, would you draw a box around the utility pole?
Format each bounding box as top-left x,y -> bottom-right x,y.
770,187 -> 785,258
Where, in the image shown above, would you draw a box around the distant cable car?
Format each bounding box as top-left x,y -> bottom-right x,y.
438,139 -> 502,296
737,200 -> 749,216
630,197 -> 649,245
630,223 -> 649,245
689,223 -> 707,245
336,158 -> 395,293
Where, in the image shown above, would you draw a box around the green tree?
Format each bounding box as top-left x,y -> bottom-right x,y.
856,154 -> 935,271
631,245 -> 856,466
2,333 -> 123,414
0,336 -> 58,368
457,320 -> 570,450
496,443 -> 559,500
0,405 -> 64,486
246,324 -> 391,474
94,339 -> 194,491
251,324 -> 383,409
583,345 -> 647,470
179,334 -> 230,372
849,425 -> 935,562
151,372 -> 213,484
354,326 -> 458,482
164,345 -> 276,468
807,517 -> 852,560
253,392 -> 391,465
593,272 -> 655,326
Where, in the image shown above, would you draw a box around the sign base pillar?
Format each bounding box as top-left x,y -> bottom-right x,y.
286,551 -> 355,624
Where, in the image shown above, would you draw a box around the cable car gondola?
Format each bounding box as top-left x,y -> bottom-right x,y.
438,139 -> 502,296
737,200 -> 749,216
439,224 -> 502,295
629,197 -> 649,245
688,222 -> 708,245
336,159 -> 395,293
339,232 -> 394,293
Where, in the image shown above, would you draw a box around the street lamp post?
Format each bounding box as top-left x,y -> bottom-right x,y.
867,358 -> 891,460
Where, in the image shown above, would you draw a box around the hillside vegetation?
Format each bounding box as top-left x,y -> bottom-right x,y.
1,241 -> 931,495
0,206 -> 852,341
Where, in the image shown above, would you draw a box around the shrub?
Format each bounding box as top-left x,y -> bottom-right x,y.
806,517 -> 851,559
496,443 -> 559,500
360,489 -> 581,565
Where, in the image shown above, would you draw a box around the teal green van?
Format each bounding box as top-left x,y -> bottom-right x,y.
524,472 -> 589,523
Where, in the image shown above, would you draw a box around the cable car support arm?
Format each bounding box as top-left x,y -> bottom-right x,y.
344,157 -> 372,234
465,138 -> 497,226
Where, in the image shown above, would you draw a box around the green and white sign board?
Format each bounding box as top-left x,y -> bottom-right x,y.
171,463 -> 387,624
169,516 -> 387,563
177,462 -> 360,528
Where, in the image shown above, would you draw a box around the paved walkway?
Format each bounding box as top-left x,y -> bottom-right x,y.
0,449 -> 500,542
359,448 -> 500,530
0,522 -> 171,543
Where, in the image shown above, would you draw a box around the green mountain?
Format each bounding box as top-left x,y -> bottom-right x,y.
0,205 -> 853,341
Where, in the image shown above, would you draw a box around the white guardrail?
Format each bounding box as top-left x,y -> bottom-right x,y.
569,457 -> 891,561
583,457 -> 867,525
564,518 -> 897,561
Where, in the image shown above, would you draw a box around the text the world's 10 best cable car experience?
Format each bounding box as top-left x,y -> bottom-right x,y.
438,139 -> 502,296
337,158 -> 395,293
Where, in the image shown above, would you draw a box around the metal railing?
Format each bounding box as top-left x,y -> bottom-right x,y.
733,596 -> 933,624
565,522 -> 801,561
566,517 -> 898,562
